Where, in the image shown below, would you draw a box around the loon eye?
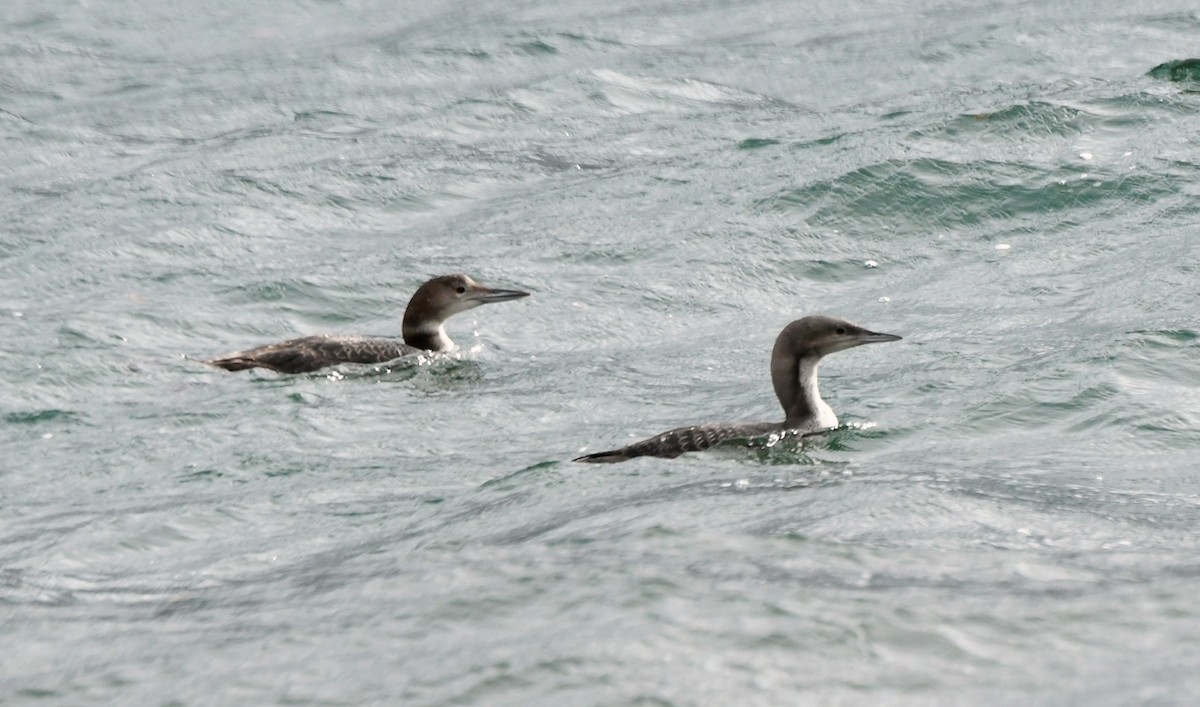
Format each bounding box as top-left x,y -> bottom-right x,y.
835,327 -> 846,335
456,286 -> 467,294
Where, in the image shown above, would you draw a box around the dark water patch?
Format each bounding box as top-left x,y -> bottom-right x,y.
292,110 -> 378,138
516,39 -> 558,55
920,102 -> 1087,140
916,31 -> 1001,65
128,409 -> 227,426
99,81 -> 155,97
1060,408 -> 1200,447
1128,416 -> 1200,441
759,158 -> 1177,232
478,484 -> 687,545
4,408 -> 82,425
15,688 -> 60,699
736,138 -> 781,150
419,46 -> 492,60
1148,59 -> 1200,82
785,132 -> 848,151
1,106 -> 35,123
555,31 -> 625,48
958,382 -> 1121,433
217,171 -> 306,200
213,277 -> 343,306
1113,329 -> 1200,384
945,475 -> 1200,538
261,465 -> 308,479
177,467 -> 229,484
381,191 -> 456,212
1143,12 -> 1200,30
1085,90 -> 1200,121
7,10 -> 60,31
453,95 -> 536,121
1124,328 -> 1199,346
293,109 -> 356,122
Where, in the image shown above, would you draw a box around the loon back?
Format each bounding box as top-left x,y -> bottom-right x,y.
206,335 -> 417,374
573,422 -> 785,463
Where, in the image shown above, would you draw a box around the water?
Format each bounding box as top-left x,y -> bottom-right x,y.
3,0 -> 1200,702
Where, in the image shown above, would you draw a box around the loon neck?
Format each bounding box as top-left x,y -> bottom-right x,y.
772,352 -> 837,430
402,323 -> 452,352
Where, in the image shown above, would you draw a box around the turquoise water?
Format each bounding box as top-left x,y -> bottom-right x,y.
4,0 -> 1200,703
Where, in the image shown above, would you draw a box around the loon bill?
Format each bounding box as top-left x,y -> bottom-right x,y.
205,274 -> 529,374
573,315 -> 901,463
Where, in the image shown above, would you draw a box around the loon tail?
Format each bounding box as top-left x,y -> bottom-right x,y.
204,356 -> 263,372
572,449 -> 638,464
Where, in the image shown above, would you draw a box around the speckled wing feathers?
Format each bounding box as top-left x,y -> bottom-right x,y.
574,421 -> 784,463
206,335 -> 418,374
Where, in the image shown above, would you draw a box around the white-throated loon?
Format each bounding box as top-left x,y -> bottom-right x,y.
573,315 -> 900,463
205,274 -> 529,374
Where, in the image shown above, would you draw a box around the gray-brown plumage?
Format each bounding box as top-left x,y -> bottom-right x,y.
206,274 -> 529,374
573,315 -> 901,463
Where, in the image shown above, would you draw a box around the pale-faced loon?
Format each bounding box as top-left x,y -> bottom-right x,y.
573,315 -> 900,463
206,274 -> 529,374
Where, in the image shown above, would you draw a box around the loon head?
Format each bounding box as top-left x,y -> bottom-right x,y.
774,315 -> 901,359
770,315 -> 901,427
402,274 -> 530,351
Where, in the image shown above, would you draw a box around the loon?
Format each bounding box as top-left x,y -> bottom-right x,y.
206,274 -> 529,374
573,315 -> 900,463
